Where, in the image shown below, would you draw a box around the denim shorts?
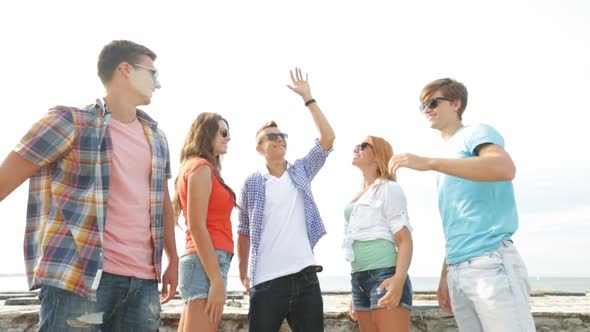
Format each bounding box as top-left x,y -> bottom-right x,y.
178,250 -> 232,302
351,266 -> 413,311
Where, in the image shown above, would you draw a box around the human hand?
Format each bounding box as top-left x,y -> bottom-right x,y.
377,277 -> 403,309
160,260 -> 178,304
204,279 -> 226,323
286,67 -> 312,101
388,153 -> 431,175
437,277 -> 453,314
240,274 -> 251,294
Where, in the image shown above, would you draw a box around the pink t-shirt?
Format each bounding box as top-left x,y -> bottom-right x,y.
103,118 -> 156,279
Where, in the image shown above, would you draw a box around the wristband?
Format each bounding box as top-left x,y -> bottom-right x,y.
305,98 -> 316,107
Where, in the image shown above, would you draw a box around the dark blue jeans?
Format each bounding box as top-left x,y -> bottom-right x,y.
38,272 -> 161,332
248,268 -> 324,332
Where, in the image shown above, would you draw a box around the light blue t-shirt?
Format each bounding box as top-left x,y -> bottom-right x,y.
438,124 -> 518,264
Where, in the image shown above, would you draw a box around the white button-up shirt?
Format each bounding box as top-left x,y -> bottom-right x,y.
343,178 -> 412,262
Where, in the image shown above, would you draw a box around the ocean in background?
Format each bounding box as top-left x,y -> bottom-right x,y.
1,274 -> 588,293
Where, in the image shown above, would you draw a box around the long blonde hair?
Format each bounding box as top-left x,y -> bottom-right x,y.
366,135 -> 396,182
172,112 -> 236,219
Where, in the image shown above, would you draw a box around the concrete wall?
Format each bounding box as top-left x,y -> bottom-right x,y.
2,309 -> 589,331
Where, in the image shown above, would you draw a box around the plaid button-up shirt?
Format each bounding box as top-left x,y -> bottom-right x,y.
238,140 -> 331,285
14,99 -> 171,301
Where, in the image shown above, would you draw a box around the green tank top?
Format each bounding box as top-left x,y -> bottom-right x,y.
345,202 -> 397,273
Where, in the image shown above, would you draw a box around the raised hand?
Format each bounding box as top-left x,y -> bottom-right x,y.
287,67 -> 312,101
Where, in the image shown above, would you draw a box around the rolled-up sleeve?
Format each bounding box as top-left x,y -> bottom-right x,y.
299,139 -> 332,180
237,181 -> 250,236
383,182 -> 412,235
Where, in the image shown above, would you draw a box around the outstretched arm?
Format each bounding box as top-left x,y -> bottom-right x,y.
287,68 -> 335,151
2,108 -> 76,202
388,144 -> 515,182
0,152 -> 40,202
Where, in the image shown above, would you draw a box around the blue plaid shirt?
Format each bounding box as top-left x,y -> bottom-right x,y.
238,140 -> 332,285
15,99 -> 171,301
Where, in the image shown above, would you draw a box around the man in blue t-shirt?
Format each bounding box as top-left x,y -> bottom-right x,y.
388,78 -> 535,331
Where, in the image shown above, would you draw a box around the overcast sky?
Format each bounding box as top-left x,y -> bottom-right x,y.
1,0 -> 589,280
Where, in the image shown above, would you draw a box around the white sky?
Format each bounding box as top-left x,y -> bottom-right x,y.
0,0 -> 589,279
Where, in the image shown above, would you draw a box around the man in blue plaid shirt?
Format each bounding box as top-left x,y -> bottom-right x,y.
0,40 -> 178,332
237,68 -> 335,332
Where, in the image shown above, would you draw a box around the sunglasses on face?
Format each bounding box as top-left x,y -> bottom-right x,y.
353,142 -> 372,152
420,97 -> 454,112
132,63 -> 159,82
260,132 -> 288,143
220,128 -> 230,138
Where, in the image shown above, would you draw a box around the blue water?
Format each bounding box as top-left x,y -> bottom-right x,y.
2,274 -> 588,293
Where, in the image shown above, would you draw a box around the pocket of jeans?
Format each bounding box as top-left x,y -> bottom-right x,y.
252,279 -> 273,293
467,252 -> 503,270
369,268 -> 395,282
216,251 -> 232,279
179,255 -> 196,273
303,272 -> 320,286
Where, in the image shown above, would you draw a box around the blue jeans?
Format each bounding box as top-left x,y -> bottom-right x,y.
38,272 -> 161,332
178,250 -> 232,302
248,266 -> 324,332
447,241 -> 535,332
351,266 -> 413,311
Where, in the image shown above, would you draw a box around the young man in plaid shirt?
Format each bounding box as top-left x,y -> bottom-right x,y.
0,40 -> 178,331
237,68 -> 335,332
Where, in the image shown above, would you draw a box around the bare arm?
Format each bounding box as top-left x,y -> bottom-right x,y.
0,151 -> 40,202
437,259 -> 453,314
187,165 -> 224,322
377,227 -> 413,308
237,234 -> 251,293
287,68 -> 335,151
392,227 -> 413,283
160,184 -> 179,304
389,144 -> 515,182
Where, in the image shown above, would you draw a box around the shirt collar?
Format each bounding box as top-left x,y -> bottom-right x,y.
96,98 -> 158,128
258,160 -> 292,178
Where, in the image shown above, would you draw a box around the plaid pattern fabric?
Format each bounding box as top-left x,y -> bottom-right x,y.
238,140 -> 331,285
15,99 -> 171,301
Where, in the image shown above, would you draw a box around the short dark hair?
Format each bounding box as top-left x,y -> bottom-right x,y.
255,121 -> 278,143
421,78 -> 468,119
97,40 -> 157,85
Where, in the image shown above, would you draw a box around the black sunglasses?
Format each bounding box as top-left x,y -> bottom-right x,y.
261,132 -> 288,143
420,97 -> 454,112
353,142 -> 372,152
220,128 -> 230,138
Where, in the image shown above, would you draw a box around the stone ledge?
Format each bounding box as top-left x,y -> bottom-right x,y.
1,293 -> 589,332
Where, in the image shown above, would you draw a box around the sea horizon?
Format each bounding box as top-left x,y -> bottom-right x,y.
2,274 -> 589,294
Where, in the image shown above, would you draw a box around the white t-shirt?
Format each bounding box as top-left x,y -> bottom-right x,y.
253,169 -> 317,286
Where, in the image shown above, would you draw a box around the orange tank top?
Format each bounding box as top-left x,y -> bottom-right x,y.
179,158 -> 234,256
